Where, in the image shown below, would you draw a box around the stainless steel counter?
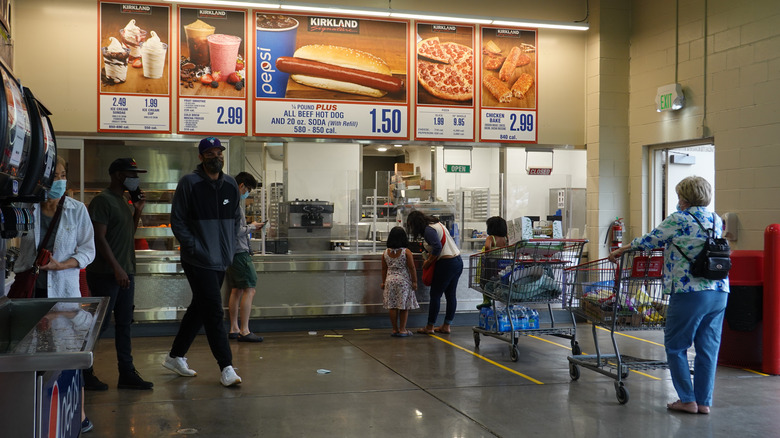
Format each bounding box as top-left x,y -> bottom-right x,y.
134,250 -> 481,323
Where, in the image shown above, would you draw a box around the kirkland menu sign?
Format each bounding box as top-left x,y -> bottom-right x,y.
253,12 -> 410,140
177,7 -> 248,135
98,2 -> 171,133
478,26 -> 538,143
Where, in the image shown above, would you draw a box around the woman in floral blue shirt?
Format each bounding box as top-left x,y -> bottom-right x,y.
609,176 -> 729,415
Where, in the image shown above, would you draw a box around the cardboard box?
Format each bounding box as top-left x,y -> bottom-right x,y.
581,300 -> 642,327
394,162 -> 414,173
421,179 -> 432,190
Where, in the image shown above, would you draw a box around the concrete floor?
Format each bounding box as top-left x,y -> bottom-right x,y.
83,322 -> 780,438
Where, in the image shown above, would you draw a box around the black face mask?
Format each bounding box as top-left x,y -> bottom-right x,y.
203,157 -> 224,174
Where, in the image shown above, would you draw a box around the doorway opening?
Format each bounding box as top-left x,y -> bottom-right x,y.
648,138 -> 715,227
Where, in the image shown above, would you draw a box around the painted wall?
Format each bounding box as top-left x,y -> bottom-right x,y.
627,0 -> 780,249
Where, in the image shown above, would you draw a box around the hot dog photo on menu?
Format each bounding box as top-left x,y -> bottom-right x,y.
480,27 -> 537,109
415,23 -> 475,106
256,13 -> 408,102
99,2 -> 170,95
179,8 -> 247,98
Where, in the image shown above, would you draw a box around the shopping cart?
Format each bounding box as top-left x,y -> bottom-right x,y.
468,239 -> 587,362
565,249 -> 677,404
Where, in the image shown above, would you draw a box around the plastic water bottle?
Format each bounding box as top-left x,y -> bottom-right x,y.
529,309 -> 540,329
516,307 -> 528,330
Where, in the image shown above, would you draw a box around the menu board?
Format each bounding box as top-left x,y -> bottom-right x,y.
478,27 -> 537,143
253,13 -> 410,140
177,7 -> 247,135
98,2 -> 171,133
414,23 -> 475,141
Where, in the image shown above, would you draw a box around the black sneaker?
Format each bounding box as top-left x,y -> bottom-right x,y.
83,369 -> 108,391
117,368 -> 154,390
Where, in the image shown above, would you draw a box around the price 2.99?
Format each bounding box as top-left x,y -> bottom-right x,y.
509,113 -> 534,132
217,106 -> 243,125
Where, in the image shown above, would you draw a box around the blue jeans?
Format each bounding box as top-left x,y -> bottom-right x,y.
427,256 -> 463,326
86,271 -> 136,372
664,290 -> 728,406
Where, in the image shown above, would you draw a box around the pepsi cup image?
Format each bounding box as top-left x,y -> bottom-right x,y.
256,14 -> 299,98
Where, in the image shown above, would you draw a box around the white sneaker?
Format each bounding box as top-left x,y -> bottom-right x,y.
220,365 -> 242,387
163,355 -> 197,377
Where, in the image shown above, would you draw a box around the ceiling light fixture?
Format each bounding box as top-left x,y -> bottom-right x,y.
376,147 -> 388,152
162,1 -> 589,30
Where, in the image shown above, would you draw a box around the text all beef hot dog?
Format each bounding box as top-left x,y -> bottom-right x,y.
276,45 -> 404,97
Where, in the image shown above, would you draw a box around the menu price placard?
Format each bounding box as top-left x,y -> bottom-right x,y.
99,94 -> 170,131
416,107 -> 474,139
177,7 -> 248,135
98,2 -> 171,133
480,108 -> 535,142
253,12 -> 409,139
255,101 -> 407,138
179,98 -> 245,133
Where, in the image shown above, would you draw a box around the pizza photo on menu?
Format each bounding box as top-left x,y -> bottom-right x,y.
480,28 -> 537,109
416,31 -> 474,105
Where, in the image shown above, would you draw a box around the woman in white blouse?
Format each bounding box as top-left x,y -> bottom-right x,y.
13,156 -> 96,433
15,156 -> 96,298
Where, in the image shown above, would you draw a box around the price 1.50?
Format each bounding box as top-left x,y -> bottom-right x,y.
370,108 -> 402,134
217,106 -> 243,125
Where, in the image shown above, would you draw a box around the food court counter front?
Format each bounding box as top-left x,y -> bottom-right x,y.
133,251 -> 479,324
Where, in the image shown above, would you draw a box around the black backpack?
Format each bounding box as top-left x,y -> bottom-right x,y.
674,212 -> 731,280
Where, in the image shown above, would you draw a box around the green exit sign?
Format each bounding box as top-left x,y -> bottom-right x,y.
659,93 -> 673,110
446,164 -> 471,173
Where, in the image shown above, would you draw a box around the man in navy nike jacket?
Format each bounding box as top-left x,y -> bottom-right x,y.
162,137 -> 243,387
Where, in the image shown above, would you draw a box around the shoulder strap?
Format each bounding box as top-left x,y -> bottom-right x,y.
439,223 -> 446,244
38,196 -> 66,253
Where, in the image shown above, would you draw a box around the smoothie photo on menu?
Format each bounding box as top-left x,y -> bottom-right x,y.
141,31 -> 168,79
120,19 -> 146,59
102,36 -> 130,84
207,34 -> 241,80
184,19 -> 215,67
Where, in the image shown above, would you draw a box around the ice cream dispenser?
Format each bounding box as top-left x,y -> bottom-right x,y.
278,199 -> 334,252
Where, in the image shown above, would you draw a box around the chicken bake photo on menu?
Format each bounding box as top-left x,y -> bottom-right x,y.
480,27 -> 537,109
256,14 -> 408,102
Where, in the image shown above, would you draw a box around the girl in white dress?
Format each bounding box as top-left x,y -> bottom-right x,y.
381,227 -> 419,336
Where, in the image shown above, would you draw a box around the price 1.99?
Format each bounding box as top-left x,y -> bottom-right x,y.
217,106 -> 243,125
370,108 -> 402,134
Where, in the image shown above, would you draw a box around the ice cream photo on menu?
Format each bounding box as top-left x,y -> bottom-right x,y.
141,30 -> 168,79
99,2 -> 170,95
101,36 -> 130,84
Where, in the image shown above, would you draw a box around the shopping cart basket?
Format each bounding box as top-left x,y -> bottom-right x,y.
565,249 -> 677,404
469,239 -> 587,362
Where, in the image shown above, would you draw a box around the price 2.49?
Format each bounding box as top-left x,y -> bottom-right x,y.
217,106 -> 243,125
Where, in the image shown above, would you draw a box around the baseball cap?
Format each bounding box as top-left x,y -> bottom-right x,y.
198,137 -> 225,155
108,158 -> 147,174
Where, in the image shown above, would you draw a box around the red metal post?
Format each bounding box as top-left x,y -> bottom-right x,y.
763,224 -> 780,374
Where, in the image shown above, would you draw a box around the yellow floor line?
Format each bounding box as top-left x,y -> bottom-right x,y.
527,335 -> 662,380
741,368 -> 770,376
595,325 -> 665,347
428,334 -> 544,385
528,335 -> 585,353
